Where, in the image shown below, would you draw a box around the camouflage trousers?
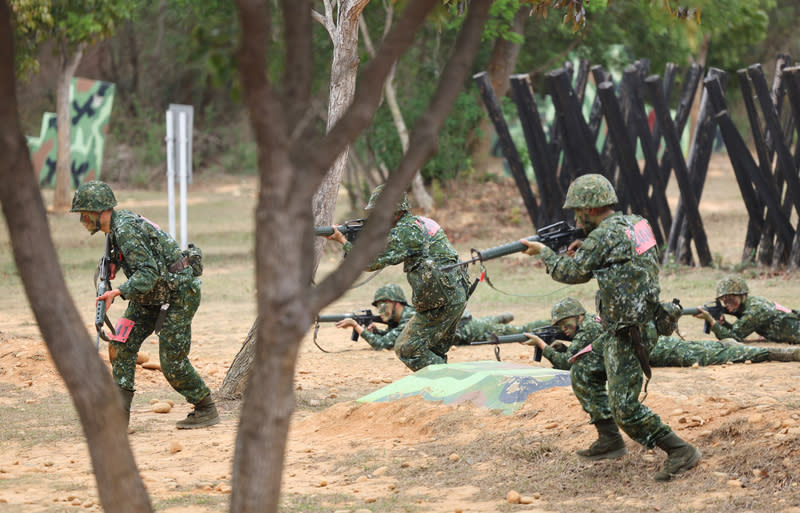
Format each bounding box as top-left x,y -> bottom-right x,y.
651,337 -> 769,366
110,277 -> 211,404
395,298 -> 467,372
572,323 -> 672,448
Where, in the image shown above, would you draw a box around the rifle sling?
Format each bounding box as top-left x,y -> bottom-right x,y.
627,325 -> 652,394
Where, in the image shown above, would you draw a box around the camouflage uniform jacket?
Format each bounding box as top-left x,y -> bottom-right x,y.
711,295 -> 800,343
110,209 -> 188,306
361,306 -> 416,350
344,212 -> 464,312
539,212 -> 660,330
543,314 -> 605,370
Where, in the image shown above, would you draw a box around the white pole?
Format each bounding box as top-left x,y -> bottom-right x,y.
165,109 -> 176,239
178,112 -> 188,249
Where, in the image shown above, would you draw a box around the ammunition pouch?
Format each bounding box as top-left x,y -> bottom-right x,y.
409,259 -> 462,312
654,300 -> 682,337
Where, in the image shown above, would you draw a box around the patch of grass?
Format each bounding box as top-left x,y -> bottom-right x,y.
0,391 -> 82,447
152,492 -> 229,509
280,491 -> 422,513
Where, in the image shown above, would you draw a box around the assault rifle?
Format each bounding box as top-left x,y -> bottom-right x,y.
440,221 -> 585,272
680,301 -> 726,334
471,325 -> 563,362
315,218 -> 367,243
94,234 -> 117,348
316,309 -> 386,341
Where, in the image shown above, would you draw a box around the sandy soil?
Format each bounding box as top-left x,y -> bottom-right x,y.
2,155 -> 800,513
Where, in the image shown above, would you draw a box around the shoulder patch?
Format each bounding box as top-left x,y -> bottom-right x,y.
626,219 -> 657,255
415,216 -> 441,237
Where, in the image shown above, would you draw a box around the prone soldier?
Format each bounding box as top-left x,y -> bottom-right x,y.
330,283 -> 544,350
694,275 -> 800,344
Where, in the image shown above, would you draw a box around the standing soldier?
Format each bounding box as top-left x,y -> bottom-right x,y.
696,275 -> 800,344
326,185 -> 469,371
519,174 -> 701,481
71,181 -> 219,429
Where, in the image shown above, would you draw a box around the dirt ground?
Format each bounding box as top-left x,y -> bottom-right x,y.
2,155 -> 800,513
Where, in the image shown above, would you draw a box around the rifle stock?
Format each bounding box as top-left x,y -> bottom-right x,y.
441,221 -> 584,271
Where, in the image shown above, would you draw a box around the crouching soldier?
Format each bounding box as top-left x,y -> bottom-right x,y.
71,181 -> 219,429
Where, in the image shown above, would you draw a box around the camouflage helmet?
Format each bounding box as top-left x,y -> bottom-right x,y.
716,275 -> 749,298
365,184 -> 411,212
372,283 -> 407,306
70,181 -> 117,212
562,173 -> 618,209
551,297 -> 587,324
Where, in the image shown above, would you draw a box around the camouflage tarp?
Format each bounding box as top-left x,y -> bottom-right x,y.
27,77 -> 116,187
357,361 -> 571,415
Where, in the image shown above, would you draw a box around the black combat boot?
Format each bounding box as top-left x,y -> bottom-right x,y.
654,431 -> 701,481
576,418 -> 627,461
119,388 -> 134,425
176,395 -> 220,429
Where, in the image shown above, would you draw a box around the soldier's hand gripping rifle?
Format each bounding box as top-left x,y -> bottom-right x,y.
440,221 -> 585,272
679,300 -> 726,334
314,309 -> 386,342
315,218 -> 367,243
93,234 -> 117,349
471,325 -> 563,362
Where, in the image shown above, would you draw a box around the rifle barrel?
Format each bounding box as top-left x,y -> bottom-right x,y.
475,237 -> 537,262
470,333 -> 529,345
317,313 -> 350,323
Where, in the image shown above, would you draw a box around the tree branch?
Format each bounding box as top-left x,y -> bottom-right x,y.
283,0 -> 314,134
293,0 -> 438,182
310,0 -> 494,312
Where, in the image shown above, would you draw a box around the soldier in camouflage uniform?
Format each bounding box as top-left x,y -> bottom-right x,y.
335,284 -> 417,350
326,185 -> 469,371
336,283 -> 540,349
525,297 -> 627,460
526,298 -> 800,373
519,174 -> 701,481
71,181 -> 218,429
452,311 -> 549,346
696,276 -> 800,344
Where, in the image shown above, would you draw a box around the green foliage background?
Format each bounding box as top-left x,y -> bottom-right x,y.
10,0 -> 792,186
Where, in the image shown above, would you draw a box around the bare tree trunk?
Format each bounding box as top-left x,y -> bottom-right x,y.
469,6 -> 527,176
221,0 -> 372,406
312,0 -> 372,263
0,4 -> 151,511
218,320 -> 256,398
52,42 -> 85,212
359,6 -> 433,211
230,2 -> 490,512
